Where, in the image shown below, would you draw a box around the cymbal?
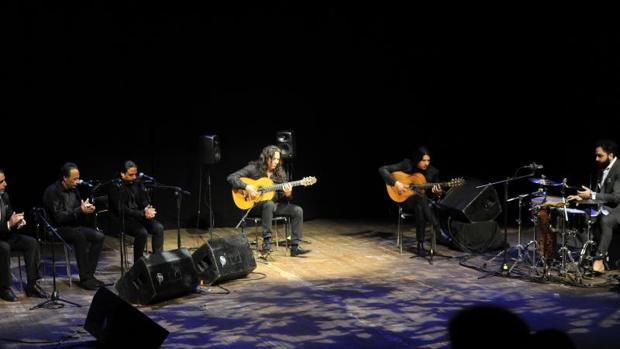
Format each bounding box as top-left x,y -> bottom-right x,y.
528,178 -> 562,187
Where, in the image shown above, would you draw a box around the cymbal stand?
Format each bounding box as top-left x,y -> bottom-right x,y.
556,197 -> 580,277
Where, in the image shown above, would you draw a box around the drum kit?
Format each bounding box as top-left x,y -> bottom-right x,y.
509,175 -> 602,280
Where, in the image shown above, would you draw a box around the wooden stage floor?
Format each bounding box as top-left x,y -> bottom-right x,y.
1,219 -> 619,348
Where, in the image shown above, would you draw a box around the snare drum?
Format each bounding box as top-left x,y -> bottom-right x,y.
531,195 -> 564,208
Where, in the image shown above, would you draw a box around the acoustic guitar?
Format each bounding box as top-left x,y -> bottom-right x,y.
385,171 -> 464,203
232,176 -> 317,209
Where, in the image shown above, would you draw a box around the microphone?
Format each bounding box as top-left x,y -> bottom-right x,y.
77,179 -> 95,187
139,172 -> 156,182
526,162 -> 543,170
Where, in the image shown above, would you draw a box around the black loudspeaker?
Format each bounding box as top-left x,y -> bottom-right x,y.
192,234 -> 257,285
442,218 -> 504,253
439,178 -> 502,223
608,234 -> 620,270
116,248 -> 199,305
84,287 -> 169,348
276,130 -> 295,159
199,134 -> 221,164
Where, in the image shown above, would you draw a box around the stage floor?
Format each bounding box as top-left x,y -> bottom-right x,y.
1,219 -> 619,348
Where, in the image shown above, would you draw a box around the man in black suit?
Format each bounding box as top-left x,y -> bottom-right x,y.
379,146 -> 444,256
108,160 -> 164,263
0,169 -> 48,301
569,139 -> 620,273
43,162 -> 105,290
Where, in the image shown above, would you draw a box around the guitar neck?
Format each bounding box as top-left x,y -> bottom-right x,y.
260,180 -> 306,193
410,182 -> 452,190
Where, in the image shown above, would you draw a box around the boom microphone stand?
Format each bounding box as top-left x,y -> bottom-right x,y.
478,166 -> 537,278
151,182 -> 191,249
30,208 -> 81,310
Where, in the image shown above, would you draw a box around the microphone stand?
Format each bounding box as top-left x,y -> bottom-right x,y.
195,165 -> 215,240
477,168 -> 535,278
91,180 -> 128,275
31,208 -> 81,310
235,199 -> 260,230
234,195 -> 266,258
151,182 -> 191,249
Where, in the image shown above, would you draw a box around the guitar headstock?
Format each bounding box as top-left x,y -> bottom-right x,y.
449,177 -> 465,187
301,176 -> 317,186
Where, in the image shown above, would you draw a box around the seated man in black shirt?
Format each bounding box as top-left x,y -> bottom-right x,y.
379,146 -> 443,256
227,145 -> 310,257
0,169 -> 48,301
43,162 -> 104,290
108,160 -> 164,263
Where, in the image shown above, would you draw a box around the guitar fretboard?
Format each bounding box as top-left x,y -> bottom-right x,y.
259,180 -> 306,193
410,182 -> 453,189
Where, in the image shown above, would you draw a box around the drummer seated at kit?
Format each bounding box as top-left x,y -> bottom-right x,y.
568,139 -> 620,273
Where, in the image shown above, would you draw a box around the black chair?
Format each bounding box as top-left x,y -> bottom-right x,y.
246,215 -> 291,251
36,209 -> 74,287
9,251 -> 25,293
93,195 -> 146,271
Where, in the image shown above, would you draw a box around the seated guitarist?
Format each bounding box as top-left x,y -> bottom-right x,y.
379,146 -> 443,256
227,145 -> 310,257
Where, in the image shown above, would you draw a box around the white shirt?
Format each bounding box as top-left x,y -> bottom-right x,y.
593,156 -> 617,201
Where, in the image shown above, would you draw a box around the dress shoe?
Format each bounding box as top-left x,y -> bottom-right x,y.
0,287 -> 17,302
79,278 -> 100,291
92,277 -> 106,287
25,282 -> 49,299
290,246 -> 311,257
417,242 -> 426,257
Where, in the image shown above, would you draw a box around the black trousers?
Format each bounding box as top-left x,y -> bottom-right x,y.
402,194 -> 440,243
254,200 -> 303,246
123,217 -> 164,263
0,234 -> 41,288
56,226 -> 104,281
594,211 -> 620,257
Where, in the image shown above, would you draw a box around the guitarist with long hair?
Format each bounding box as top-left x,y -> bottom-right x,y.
379,146 -> 443,257
227,145 -> 311,257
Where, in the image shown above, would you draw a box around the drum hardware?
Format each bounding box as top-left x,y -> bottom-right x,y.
528,175 -> 563,187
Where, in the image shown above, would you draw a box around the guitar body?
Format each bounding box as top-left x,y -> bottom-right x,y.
386,171 -> 427,203
232,177 -> 276,210
385,172 -> 464,203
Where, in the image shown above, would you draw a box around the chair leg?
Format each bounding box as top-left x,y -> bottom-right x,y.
17,255 -> 24,292
397,207 -> 403,253
285,218 -> 290,249
274,219 -> 279,250
64,245 -> 72,287
254,219 -> 260,250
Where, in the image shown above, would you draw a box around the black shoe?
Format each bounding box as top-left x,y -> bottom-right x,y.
92,277 -> 106,287
417,242 -> 426,257
79,278 -> 100,291
0,287 -> 17,302
25,282 -> 49,299
291,246 -> 311,257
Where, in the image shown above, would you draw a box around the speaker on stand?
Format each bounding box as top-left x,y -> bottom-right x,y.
197,135 -> 221,238
276,130 -> 295,178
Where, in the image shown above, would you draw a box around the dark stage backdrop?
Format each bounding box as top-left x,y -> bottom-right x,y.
4,4 -> 619,229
